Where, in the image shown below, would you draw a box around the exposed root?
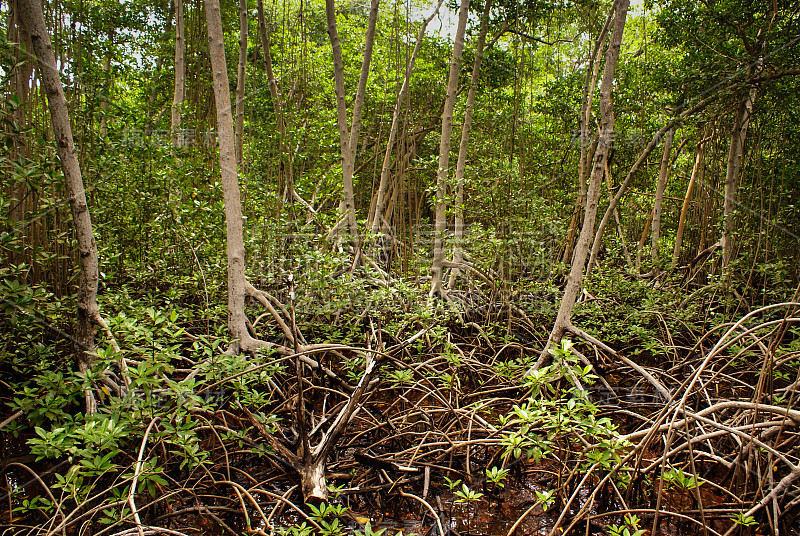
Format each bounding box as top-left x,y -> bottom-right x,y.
9,294 -> 800,536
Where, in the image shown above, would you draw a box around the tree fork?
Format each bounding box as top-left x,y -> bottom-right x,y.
325,0 -> 381,243
671,129 -> 711,268
368,0 -> 445,236
448,0 -> 492,290
585,94 -> 718,277
562,9 -> 613,265
529,0 -> 628,372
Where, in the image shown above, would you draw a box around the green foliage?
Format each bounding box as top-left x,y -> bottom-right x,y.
662,467 -> 702,491
4,301 -> 288,521
306,501 -> 349,536
485,466 -> 509,488
354,521 -> 387,536
387,368 -> 415,386
499,340 -> 631,484
576,270 -> 698,359
307,501 -> 349,521
453,483 -> 484,504
11,495 -> 54,518
606,514 -> 647,536
278,522 -> 315,536
444,476 -> 462,491
2,0 -> 799,531
534,489 -> 555,511
731,512 -> 758,527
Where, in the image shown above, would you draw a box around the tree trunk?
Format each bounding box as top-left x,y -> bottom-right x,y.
9,0 -> 34,157
531,0 -> 628,368
605,162 -> 632,267
448,0 -> 492,289
721,88 -> 756,270
368,0 -> 444,236
325,0 -> 380,240
234,0 -> 247,166
650,126 -> 675,265
6,0 -> 34,244
429,0 -> 469,298
257,0 -> 292,202
635,207 -> 653,270
326,0 -> 349,180
204,0 -> 256,353
171,0 -> 185,147
99,28 -> 113,138
672,133 -> 707,266
256,0 -> 278,106
561,12 -> 612,265
20,0 -> 101,413
584,94 -> 713,277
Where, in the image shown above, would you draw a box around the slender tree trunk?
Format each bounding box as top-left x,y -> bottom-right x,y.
9,0 -> 34,157
204,0 -> 255,353
635,207 -> 653,270
171,0 -> 185,147
672,133 -> 707,266
375,124 -> 431,236
605,162 -> 632,266
20,0 -> 101,413
530,0 -> 628,368
429,0 -> 469,298
256,0 -> 278,106
147,1 -> 173,126
561,12 -> 612,265
326,0 -> 349,177
343,0 -> 379,240
585,94 -> 713,277
325,0 -> 380,240
448,0 -> 492,289
6,0 -> 33,246
257,0 -> 292,202
234,0 -> 247,166
368,0 -> 444,235
650,127 -> 674,265
99,28 -> 113,138
721,88 -> 756,269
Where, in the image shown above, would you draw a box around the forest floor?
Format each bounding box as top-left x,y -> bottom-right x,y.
2,270 -> 800,536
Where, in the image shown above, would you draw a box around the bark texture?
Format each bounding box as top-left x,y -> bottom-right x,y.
430,0 -> 469,298
721,89 -> 756,269
585,95 -> 712,277
9,0 -> 34,138
257,0 -> 292,203
448,0 -> 492,288
325,0 -> 380,240
531,0 -> 628,369
171,0 -> 185,147
672,134 -> 706,266
19,0 -> 101,412
368,0 -> 445,236
234,0 -> 248,166
651,127 -> 675,264
561,11 -> 612,264
99,29 -> 113,137
204,0 -> 254,352
605,163 -> 632,266
206,0 -> 383,503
